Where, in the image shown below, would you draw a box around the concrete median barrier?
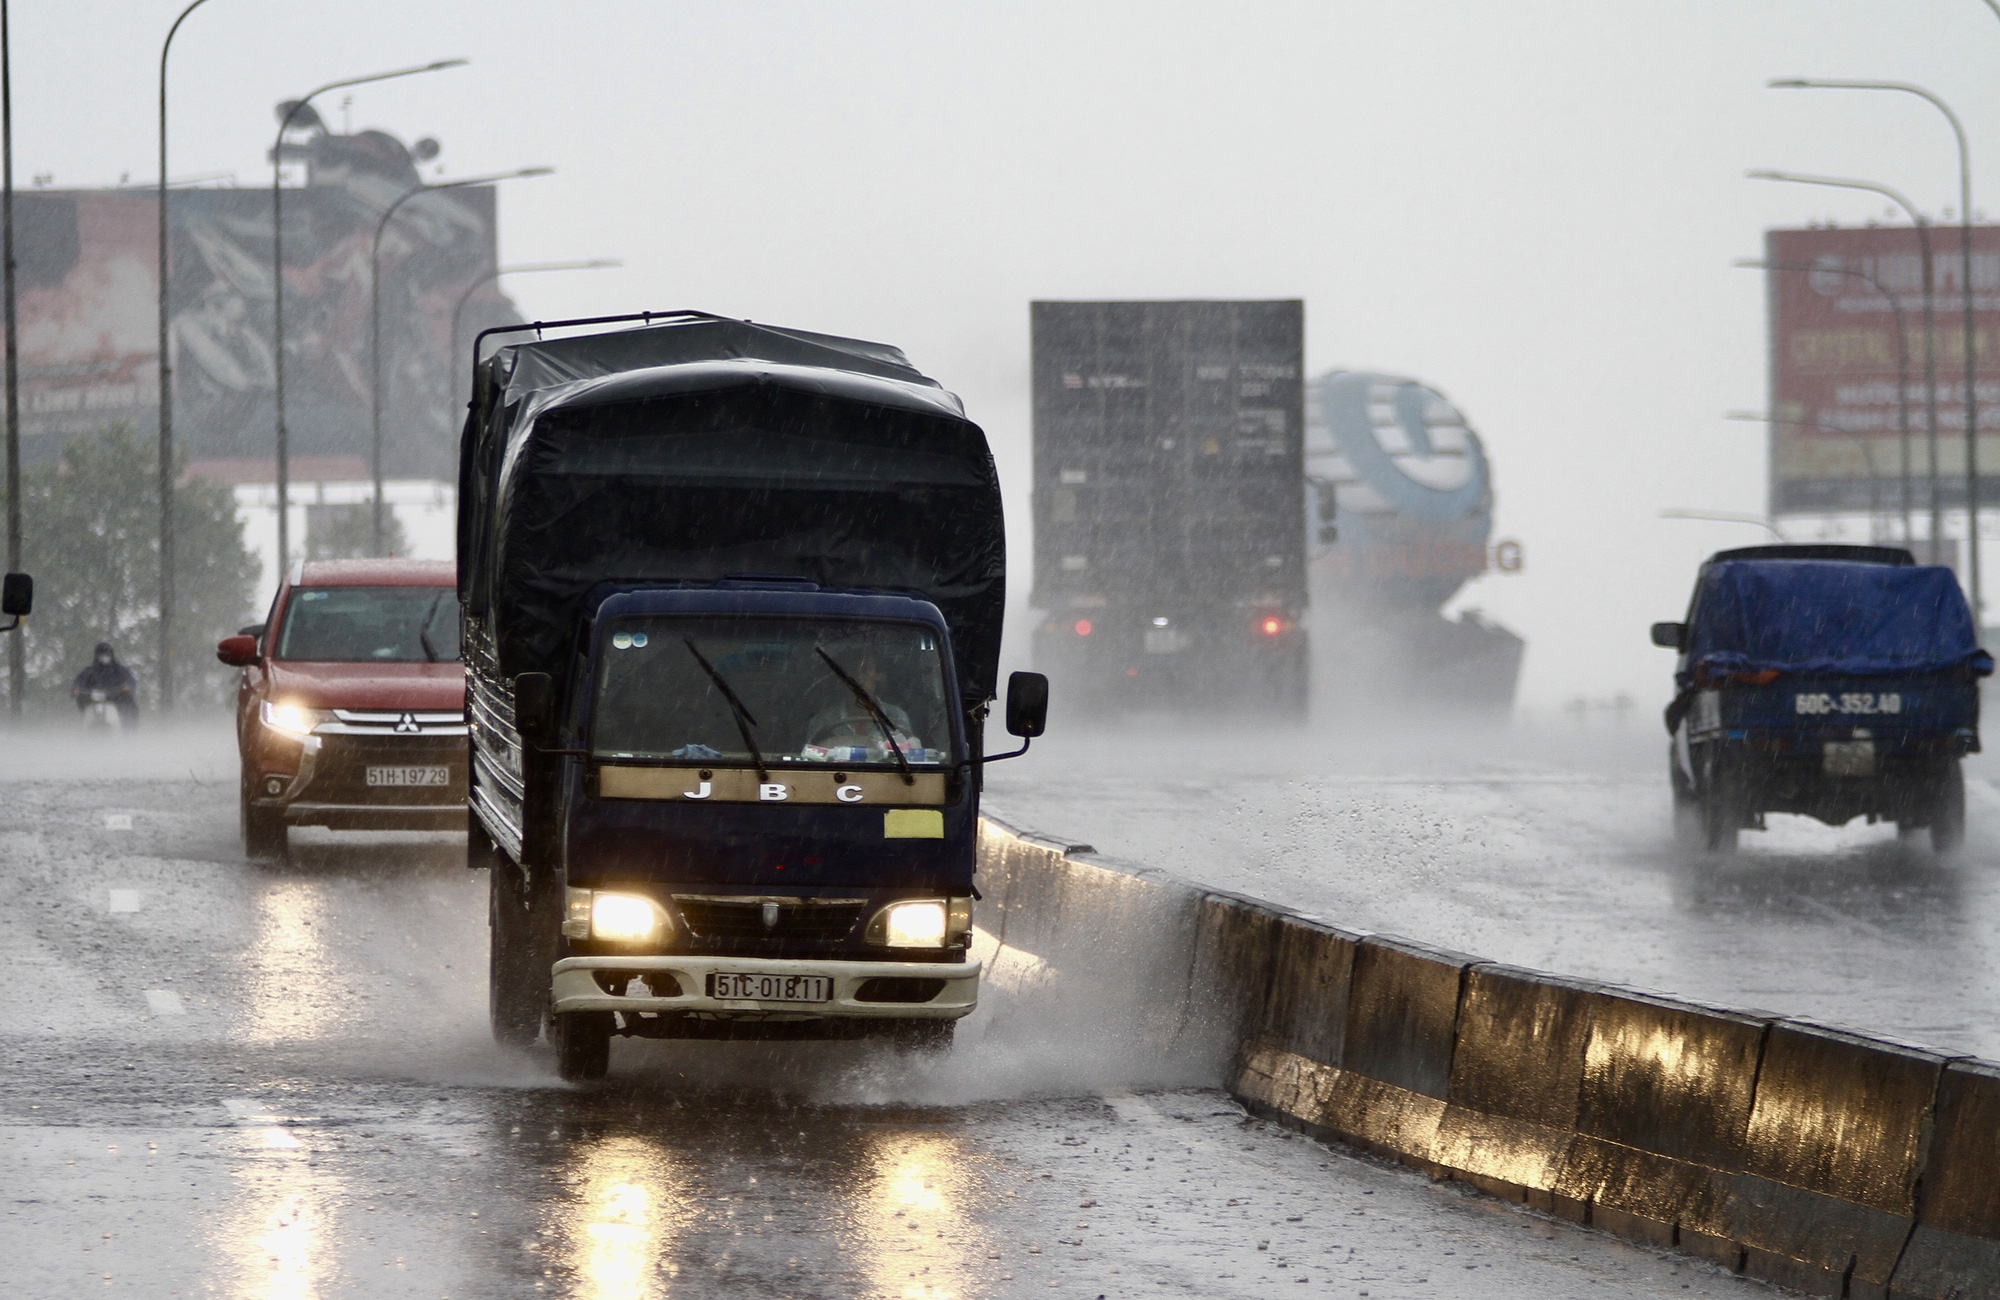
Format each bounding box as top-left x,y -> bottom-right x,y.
975,812 -> 2000,1297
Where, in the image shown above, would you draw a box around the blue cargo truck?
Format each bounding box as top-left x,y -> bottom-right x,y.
459,312 -> 1045,1079
1653,544 -> 1991,854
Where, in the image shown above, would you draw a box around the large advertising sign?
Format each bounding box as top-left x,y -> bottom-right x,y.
13,128 -> 515,481
1767,224 -> 2000,516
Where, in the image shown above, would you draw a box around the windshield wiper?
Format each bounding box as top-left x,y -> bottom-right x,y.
683,638 -> 769,781
417,592 -> 444,663
815,646 -> 916,786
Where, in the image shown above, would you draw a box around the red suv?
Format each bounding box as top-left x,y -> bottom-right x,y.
217,559 -> 467,858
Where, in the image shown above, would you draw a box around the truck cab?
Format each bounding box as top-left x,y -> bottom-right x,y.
461,312 -> 1035,1079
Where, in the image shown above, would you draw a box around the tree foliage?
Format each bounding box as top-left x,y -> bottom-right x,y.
7,423 -> 259,711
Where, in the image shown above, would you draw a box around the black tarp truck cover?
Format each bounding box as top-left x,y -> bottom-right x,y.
458,316 -> 1005,708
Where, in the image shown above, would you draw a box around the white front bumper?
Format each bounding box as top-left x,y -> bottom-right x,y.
550,953 -> 981,1020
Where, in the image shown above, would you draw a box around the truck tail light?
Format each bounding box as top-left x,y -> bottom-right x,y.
1074,619 -> 1093,636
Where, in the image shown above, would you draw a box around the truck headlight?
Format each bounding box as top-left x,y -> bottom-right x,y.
870,899 -> 948,948
261,701 -> 328,738
574,890 -> 669,944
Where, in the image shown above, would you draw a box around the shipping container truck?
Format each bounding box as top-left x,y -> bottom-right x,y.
1030,300 -> 1307,711
460,312 -> 1046,1079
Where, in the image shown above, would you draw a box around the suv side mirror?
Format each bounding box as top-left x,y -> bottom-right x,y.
1004,671 -> 1049,738
1650,621 -> 1686,650
2,572 -> 31,617
514,672 -> 556,748
215,634 -> 259,667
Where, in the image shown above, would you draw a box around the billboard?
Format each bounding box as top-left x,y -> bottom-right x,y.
1767,224 -> 2000,516
12,127 -> 517,481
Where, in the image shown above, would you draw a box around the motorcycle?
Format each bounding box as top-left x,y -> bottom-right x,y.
82,688 -> 115,731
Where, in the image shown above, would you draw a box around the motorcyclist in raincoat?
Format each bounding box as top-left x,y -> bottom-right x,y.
71,642 -> 138,728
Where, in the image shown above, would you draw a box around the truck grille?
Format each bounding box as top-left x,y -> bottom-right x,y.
673,896 -> 867,942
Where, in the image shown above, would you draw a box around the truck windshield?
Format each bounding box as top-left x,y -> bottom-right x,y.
592,617 -> 954,767
276,587 -> 462,663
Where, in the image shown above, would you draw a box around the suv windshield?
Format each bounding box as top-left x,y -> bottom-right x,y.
592,616 -> 953,767
276,587 -> 462,663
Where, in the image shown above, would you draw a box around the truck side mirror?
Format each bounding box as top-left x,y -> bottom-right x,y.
514,672 -> 556,747
1650,621 -> 1686,650
1005,671 -> 1049,738
215,634 -> 259,667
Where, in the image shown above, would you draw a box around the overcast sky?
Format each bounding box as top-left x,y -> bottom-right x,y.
17,0 -> 2000,712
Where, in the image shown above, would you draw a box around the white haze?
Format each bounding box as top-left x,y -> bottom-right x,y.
11,1 -> 2000,718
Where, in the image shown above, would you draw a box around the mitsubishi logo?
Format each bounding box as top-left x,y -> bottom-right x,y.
394,712 -> 420,734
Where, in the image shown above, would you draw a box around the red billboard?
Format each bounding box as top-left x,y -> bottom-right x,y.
1767,224 -> 2000,516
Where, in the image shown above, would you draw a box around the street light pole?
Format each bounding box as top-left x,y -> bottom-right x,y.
155,0 -> 213,715
368,166 -> 551,554
2,0 -> 19,716
1769,79 -> 1982,616
448,259 -> 622,405
1750,170 -> 1946,564
1736,258 -> 1916,544
270,59 -> 464,579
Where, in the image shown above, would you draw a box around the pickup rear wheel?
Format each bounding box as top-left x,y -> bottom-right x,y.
488,837 -> 555,1048
554,1011 -> 613,1081
1698,753 -> 1739,855
1929,761 -> 1966,856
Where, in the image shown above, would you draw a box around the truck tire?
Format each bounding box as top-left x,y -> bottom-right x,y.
241,780 -> 287,861
1930,760 -> 1966,856
1698,755 -> 1739,854
1670,748 -> 1702,850
488,840 -> 554,1048
554,1011 -> 613,1081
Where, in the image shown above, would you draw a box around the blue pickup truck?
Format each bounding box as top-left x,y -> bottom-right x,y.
1654,544 -> 1991,854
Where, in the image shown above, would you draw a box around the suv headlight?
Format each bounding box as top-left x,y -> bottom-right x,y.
564,888 -> 672,945
867,897 -> 973,949
261,701 -> 330,738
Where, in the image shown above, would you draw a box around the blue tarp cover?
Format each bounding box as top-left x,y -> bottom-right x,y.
1686,560 -> 1993,682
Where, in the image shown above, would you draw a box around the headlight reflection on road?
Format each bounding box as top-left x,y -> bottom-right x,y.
861,1132 -> 985,1300
210,1118 -> 336,1300
239,881 -> 351,1043
558,1133 -> 692,1300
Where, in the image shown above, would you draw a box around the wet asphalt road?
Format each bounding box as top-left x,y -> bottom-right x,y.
985,717 -> 2000,1061
0,723 -> 1772,1298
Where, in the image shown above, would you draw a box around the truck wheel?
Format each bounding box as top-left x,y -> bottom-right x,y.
1930,761 -> 1966,856
554,1011 -> 613,1081
1670,749 -> 1702,850
890,1020 -> 956,1054
241,781 -> 287,861
1699,764 -> 1739,855
488,845 -> 553,1048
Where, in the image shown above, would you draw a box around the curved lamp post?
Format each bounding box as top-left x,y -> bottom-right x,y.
367,166 -> 551,554
1769,79 -> 1982,615
1735,258 -> 1916,543
1658,508 -> 1788,541
270,58 -> 465,575
1749,169 -> 1946,563
448,259 -> 622,404
153,0 -> 214,712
